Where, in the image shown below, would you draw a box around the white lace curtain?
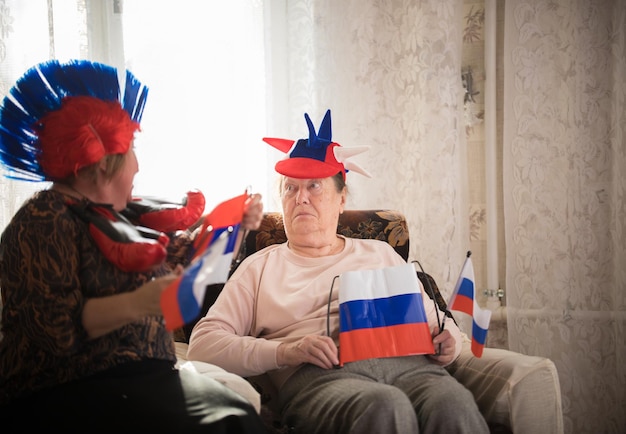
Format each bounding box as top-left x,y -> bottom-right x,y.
1,0 -> 624,432
270,0 -> 471,284
502,1 -> 626,432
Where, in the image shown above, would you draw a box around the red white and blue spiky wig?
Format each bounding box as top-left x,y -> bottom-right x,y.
263,109 -> 370,180
0,59 -> 148,182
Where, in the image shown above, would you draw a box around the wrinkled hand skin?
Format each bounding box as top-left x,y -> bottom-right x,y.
428,327 -> 456,366
277,335 -> 339,369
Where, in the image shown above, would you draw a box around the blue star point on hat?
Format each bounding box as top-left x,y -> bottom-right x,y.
263,109 -> 371,179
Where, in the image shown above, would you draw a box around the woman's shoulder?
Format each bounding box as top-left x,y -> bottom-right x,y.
14,188 -> 66,212
2,190 -> 77,237
231,243 -> 283,275
344,237 -> 404,261
345,236 -> 396,250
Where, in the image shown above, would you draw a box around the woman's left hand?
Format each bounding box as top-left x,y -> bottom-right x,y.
242,193 -> 263,230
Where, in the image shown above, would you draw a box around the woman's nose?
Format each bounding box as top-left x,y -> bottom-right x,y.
295,189 -> 309,205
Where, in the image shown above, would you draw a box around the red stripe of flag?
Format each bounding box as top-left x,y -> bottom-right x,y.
340,322 -> 434,365
161,275 -> 185,330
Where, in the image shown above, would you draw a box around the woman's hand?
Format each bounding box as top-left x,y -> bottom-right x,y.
82,265 -> 183,339
132,265 -> 184,317
427,327 -> 456,366
277,335 -> 339,369
242,193 -> 263,230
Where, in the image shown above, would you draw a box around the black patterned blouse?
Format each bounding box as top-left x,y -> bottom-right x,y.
0,189 -> 193,406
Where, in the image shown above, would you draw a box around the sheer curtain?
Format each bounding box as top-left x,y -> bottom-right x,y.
502,0 -> 626,432
0,0 -> 88,231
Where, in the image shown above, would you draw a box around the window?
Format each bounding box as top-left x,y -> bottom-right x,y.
121,1 -> 271,210
0,0 -> 272,234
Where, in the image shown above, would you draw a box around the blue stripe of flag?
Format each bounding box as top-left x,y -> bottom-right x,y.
219,226 -> 239,254
177,259 -> 203,324
472,320 -> 489,345
339,293 -> 428,332
457,277 -> 474,299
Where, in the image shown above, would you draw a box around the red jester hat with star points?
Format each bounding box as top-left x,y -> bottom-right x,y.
263,109 -> 371,180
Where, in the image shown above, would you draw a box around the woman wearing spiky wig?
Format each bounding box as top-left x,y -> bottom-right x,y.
0,60 -> 265,433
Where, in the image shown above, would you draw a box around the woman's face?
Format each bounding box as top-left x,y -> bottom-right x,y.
109,148 -> 139,210
281,176 -> 346,246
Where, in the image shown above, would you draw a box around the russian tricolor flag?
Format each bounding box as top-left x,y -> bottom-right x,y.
160,193 -> 248,331
448,252 -> 491,357
338,263 -> 435,365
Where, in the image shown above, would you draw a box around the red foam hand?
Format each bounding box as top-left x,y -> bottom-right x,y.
68,201 -> 169,272
125,190 -> 206,233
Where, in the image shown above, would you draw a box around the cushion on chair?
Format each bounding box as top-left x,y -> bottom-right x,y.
174,342 -> 262,414
447,342 -> 562,434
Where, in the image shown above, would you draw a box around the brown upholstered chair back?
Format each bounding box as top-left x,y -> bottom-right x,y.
235,209 -> 410,265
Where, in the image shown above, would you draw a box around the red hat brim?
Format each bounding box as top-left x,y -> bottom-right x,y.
275,157 -> 344,179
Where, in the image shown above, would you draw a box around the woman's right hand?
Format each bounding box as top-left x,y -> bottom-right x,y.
82,265 -> 183,339
277,335 -> 339,369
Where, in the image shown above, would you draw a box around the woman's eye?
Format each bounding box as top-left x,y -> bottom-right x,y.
282,184 -> 295,196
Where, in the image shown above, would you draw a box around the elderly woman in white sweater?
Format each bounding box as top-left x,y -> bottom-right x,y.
188,109 -> 489,434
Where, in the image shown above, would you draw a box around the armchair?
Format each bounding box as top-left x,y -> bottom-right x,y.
177,209 -> 563,434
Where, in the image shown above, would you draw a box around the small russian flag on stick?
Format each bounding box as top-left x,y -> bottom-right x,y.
160,192 -> 248,331
447,251 -> 491,357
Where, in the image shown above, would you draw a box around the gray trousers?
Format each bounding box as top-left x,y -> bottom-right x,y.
278,356 -> 489,434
